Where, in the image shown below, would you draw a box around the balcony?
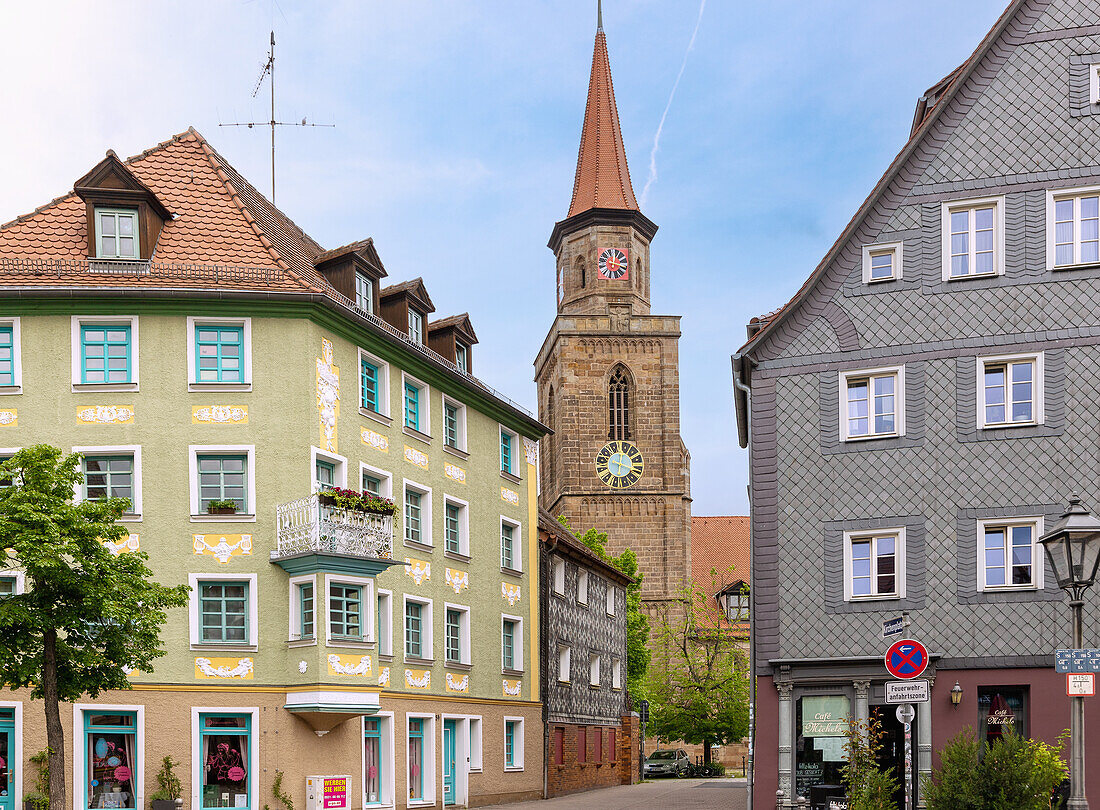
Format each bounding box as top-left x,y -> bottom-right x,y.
271,493 -> 397,576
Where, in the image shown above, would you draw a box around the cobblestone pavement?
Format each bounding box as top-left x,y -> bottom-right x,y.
490,778 -> 747,809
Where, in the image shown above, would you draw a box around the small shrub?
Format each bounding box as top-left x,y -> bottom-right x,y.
24,748 -> 50,810
149,755 -> 183,803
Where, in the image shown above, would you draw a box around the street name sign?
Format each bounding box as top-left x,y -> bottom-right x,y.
886,679 -> 929,704
882,615 -> 909,639
1067,673 -> 1096,696
1055,649 -> 1100,673
885,639 -> 929,680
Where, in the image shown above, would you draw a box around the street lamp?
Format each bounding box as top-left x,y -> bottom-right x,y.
715,580 -> 749,624
1039,493 -> 1100,810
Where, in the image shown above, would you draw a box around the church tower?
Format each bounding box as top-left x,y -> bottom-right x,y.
535,9 -> 691,612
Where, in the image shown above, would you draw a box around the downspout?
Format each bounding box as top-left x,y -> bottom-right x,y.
732,353 -> 755,810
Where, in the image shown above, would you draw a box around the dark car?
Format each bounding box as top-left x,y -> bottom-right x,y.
643,748 -> 691,778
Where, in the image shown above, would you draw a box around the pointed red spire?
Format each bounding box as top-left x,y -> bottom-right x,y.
566,25 -> 639,218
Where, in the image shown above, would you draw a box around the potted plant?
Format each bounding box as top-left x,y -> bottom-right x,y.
149,755 -> 182,810
24,748 -> 49,810
317,488 -> 396,515
207,499 -> 238,515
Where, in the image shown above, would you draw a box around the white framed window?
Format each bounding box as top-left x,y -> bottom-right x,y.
362,712 -> 393,808
355,272 -> 375,314
843,529 -> 906,601
401,372 -> 431,435
503,717 -> 525,771
441,395 -> 467,452
359,348 -> 390,418
94,207 -> 139,259
325,573 -> 375,646
501,614 -> 523,673
577,570 -> 589,604
978,518 -> 1044,591
186,316 -> 252,390
405,713 -> 435,806
408,309 -> 424,345
361,463 -> 393,499
403,479 -> 433,548
469,717 -> 483,771
606,584 -> 617,616
499,425 -> 519,477
839,366 -> 905,441
611,658 -> 622,690
861,242 -> 903,283
376,589 -> 393,657
1091,63 -> 1100,105
0,317 -> 22,393
287,574 -> 317,643
1047,187 -> 1100,269
455,343 -> 468,373
74,703 -> 145,810
551,557 -> 565,595
190,707 -> 259,810
500,516 -> 522,573
977,353 -> 1043,428
443,602 -> 471,665
941,196 -> 1005,279
443,495 -> 470,557
403,595 -> 433,661
588,653 -> 601,687
72,444 -> 143,521
71,315 -> 139,392
188,572 -> 259,649
188,445 -> 256,521
557,645 -> 571,683
0,570 -> 25,596
311,446 -> 348,492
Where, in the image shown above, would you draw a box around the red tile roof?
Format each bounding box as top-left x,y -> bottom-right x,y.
691,516 -> 749,630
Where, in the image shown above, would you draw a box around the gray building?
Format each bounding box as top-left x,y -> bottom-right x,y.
733,1 -> 1100,807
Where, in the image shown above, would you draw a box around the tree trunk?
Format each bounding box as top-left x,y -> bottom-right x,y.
702,739 -> 711,765
43,630 -> 66,810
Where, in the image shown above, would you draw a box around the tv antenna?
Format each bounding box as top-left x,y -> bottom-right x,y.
219,31 -> 334,203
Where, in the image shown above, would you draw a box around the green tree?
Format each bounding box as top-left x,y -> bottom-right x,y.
557,516 -> 650,698
644,572 -> 749,764
0,446 -> 189,810
842,715 -> 899,810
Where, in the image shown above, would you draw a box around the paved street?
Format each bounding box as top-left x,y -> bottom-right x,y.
491,779 -> 747,809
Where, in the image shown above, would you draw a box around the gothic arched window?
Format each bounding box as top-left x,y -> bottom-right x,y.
608,366 -> 631,441
576,256 -> 586,289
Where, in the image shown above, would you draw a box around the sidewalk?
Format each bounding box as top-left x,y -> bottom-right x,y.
489,778 -> 747,809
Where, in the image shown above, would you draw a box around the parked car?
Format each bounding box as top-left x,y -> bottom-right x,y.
643,748 -> 692,778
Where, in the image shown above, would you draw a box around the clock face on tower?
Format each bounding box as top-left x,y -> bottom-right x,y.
595,441 -> 644,489
597,247 -> 629,280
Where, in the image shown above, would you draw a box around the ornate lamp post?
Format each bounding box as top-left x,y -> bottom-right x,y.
1039,494 -> 1100,810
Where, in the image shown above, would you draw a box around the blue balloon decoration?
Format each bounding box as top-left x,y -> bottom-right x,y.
94,738 -> 108,759
107,756 -> 120,767
91,781 -> 99,788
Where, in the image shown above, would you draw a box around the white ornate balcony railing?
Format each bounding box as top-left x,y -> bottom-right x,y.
273,493 -> 393,561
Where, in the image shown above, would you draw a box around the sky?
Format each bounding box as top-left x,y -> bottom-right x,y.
0,0 -> 1010,515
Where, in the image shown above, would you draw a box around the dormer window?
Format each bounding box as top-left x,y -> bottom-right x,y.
456,343 -> 468,373
355,272 -> 374,314
408,309 -> 423,344
96,208 -> 139,260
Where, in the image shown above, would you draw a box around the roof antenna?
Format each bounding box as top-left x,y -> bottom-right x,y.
597,0 -> 603,30
218,31 -> 334,203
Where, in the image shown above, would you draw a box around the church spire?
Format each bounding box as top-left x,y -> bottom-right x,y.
566,8 -> 639,218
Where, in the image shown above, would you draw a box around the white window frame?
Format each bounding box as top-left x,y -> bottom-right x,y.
441,394 -> 468,453
861,242 -> 903,283
408,309 -> 424,345
358,348 -> 390,419
499,425 -> 520,477
501,614 -> 524,673
188,444 -> 256,522
72,444 -> 143,521
361,711 -> 394,807
405,713 -> 436,806
74,703 -> 145,810
403,479 -> 433,548
355,272 -> 375,314
187,572 -> 259,649
940,196 -> 1006,280
612,657 -> 622,690
500,515 -> 522,573
0,570 -> 26,595
1091,63 -> 1100,105
577,570 -> 589,604
287,573 -> 317,644
588,653 -> 601,688
311,446 -> 348,492
606,583 -> 617,616
455,343 -> 468,374
324,573 -> 375,647
443,601 -> 472,666
469,717 -> 483,771
360,462 -> 393,499
551,557 -> 565,595
502,716 -> 525,771
839,366 -> 905,441
191,707 -> 259,810
977,352 -> 1044,429
977,517 -> 1045,592
376,589 -> 393,657
0,700 -> 23,807
401,372 -> 431,436
186,316 -> 253,391
0,317 -> 23,394
442,494 -> 470,557
1046,186 -> 1100,270
557,645 -> 571,683
403,594 -> 434,661
842,529 -> 907,601
70,315 -> 139,392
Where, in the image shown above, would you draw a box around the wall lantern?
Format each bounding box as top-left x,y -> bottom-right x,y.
950,681 -> 963,707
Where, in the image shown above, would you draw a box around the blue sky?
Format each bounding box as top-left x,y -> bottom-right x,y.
0,0 -> 1008,515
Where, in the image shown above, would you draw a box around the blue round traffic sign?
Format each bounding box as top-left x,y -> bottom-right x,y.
885,638 -> 928,680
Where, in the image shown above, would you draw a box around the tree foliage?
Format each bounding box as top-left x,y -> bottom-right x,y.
0,445 -> 189,810
843,716 -> 899,810
644,571 -> 749,762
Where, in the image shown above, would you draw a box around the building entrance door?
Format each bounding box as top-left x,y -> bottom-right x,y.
0,707 -> 14,810
871,705 -> 916,810
442,719 -> 456,807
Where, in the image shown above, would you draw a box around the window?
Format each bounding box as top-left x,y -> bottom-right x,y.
356,272 -> 374,313
606,585 -> 616,616
406,716 -> 434,803
443,605 -> 470,665
363,718 -> 384,805
499,428 -> 516,475
941,197 -> 1004,278
364,473 -> 382,495
553,727 -> 564,765
557,646 -> 571,682
978,354 -> 1042,427
862,242 -> 902,283
589,653 -> 600,687
609,728 -> 617,763
977,687 -> 1029,747
1092,64 -> 1100,105
198,714 -> 252,810
501,517 -> 521,572
455,343 -> 468,373
82,454 -> 135,513
95,208 -> 138,259
843,530 -> 905,600
595,727 -> 603,763
577,570 -> 589,604
1049,188 -> 1100,269
81,711 -> 138,809
979,519 -> 1043,591
358,350 -> 389,417
316,459 -> 336,491
402,374 -> 429,433
612,658 -> 622,690
330,584 -> 363,640
197,454 -> 248,513
840,367 -> 904,440
578,727 -> 587,764
552,558 -> 565,595
0,575 -> 16,596
0,319 -> 20,390
501,615 -> 523,672
297,581 -> 315,640
404,597 -> 432,660
194,325 -> 244,383
442,397 -> 466,451
403,482 -> 432,547
504,718 -> 524,770
189,573 -> 257,647
377,590 -> 393,656
408,309 -> 423,344
362,358 -> 380,412
80,323 -> 131,384
469,718 -> 483,771
361,464 -> 393,499
608,366 -> 631,441
443,497 -> 468,556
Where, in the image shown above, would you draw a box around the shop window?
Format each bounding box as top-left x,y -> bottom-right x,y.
795,695 -> 850,799
364,718 -> 383,806
977,687 -> 1029,747
199,714 -> 251,810
407,718 -> 425,802
83,712 -> 137,809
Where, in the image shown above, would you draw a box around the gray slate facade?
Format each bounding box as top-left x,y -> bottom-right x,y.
733,1 -> 1100,806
